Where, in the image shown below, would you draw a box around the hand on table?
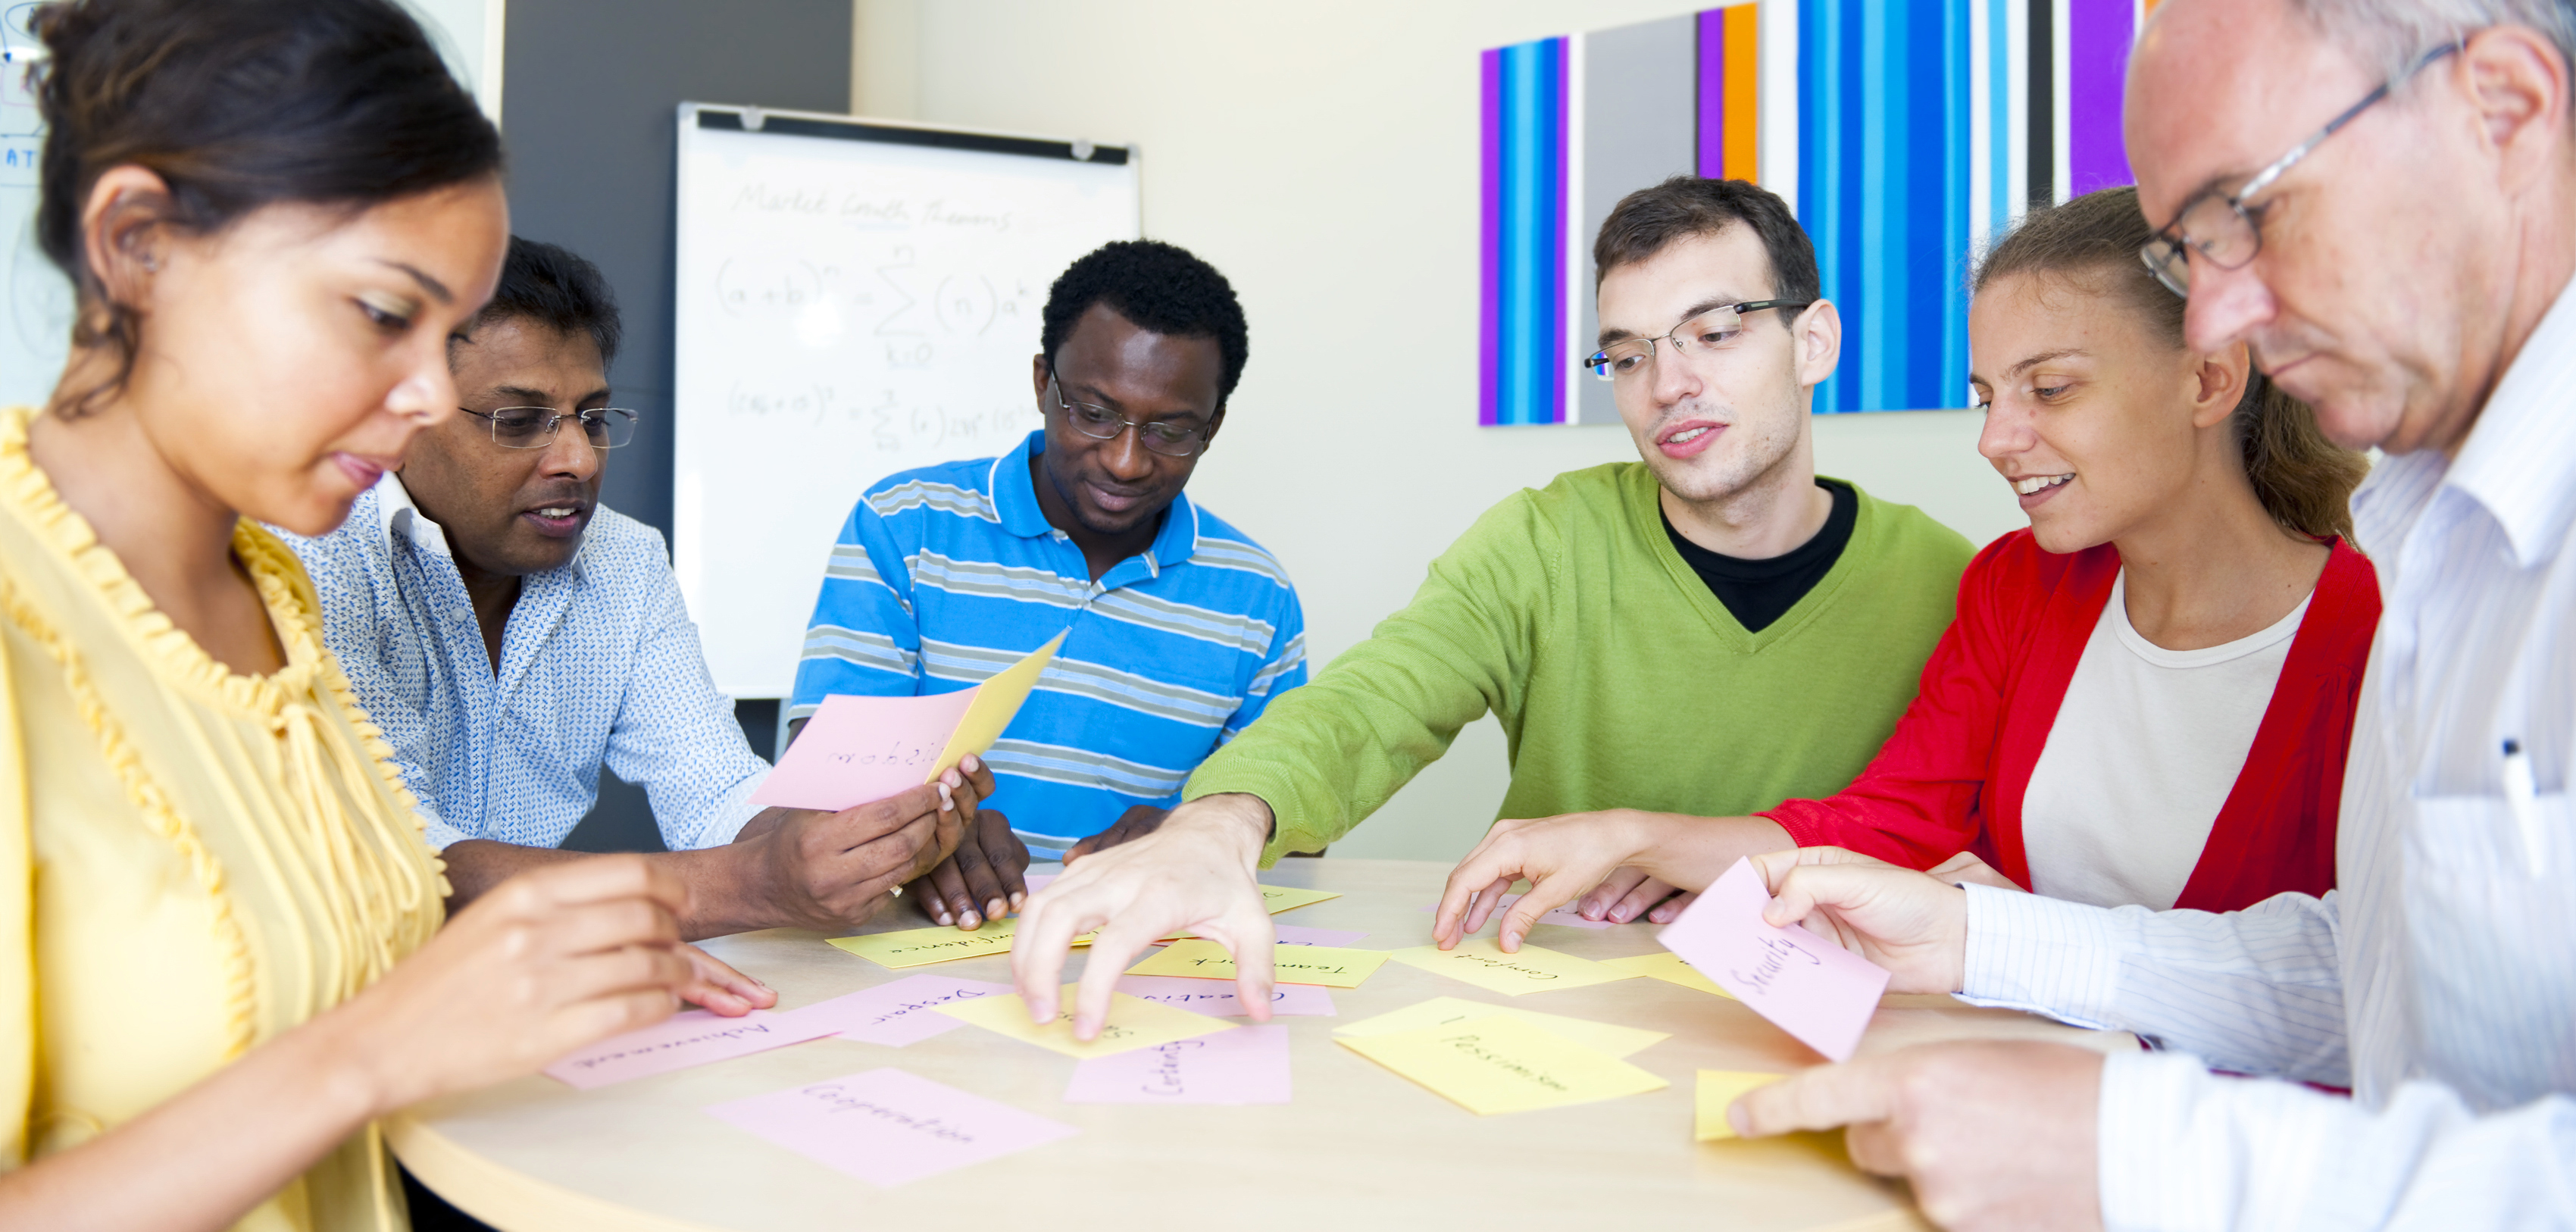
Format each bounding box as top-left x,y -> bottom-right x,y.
1730,1040 -> 2105,1231
1433,811 -> 1655,952
1749,846 -> 1971,994
676,943 -> 778,1015
731,777 -> 962,934
326,856 -> 705,1110
1011,793 -> 1275,1040
1575,867 -> 1696,925
911,797 -> 1030,930
1061,804 -> 1171,865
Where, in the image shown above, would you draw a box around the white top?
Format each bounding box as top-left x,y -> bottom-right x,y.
2021,570 -> 2308,910
1957,277 -> 2576,1230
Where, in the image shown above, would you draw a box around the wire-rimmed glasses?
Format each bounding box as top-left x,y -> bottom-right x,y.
458,406 -> 639,449
1045,367 -> 1213,458
1580,300 -> 1812,381
2140,42 -> 2461,297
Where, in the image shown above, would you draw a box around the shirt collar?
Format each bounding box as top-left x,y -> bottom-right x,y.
992,429 -> 1202,571
2440,275 -> 2576,568
374,471 -> 453,558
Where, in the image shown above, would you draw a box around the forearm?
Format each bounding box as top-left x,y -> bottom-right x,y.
1627,811 -> 1795,891
439,839 -> 588,910
445,840 -> 758,942
0,1005 -> 383,1231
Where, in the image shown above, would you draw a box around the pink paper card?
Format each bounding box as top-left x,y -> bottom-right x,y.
751,690 -> 978,811
1062,1024 -> 1292,1105
783,974 -> 1014,1046
1655,858 -> 1891,1062
1114,974 -> 1336,1018
1423,893 -> 1620,930
1272,924 -> 1368,947
705,1068 -> 1076,1187
542,1010 -> 837,1090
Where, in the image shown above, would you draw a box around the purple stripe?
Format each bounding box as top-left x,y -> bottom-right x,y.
1697,8 -> 1728,178
1480,48 -> 1502,427
2067,0 -> 2134,193
1549,36 -> 1570,424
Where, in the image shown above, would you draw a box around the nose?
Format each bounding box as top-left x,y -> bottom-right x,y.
1099,421 -> 1154,481
539,415 -> 602,481
1646,341 -> 1705,409
2181,257 -> 2278,358
384,342 -> 457,436
1977,392 -> 2038,465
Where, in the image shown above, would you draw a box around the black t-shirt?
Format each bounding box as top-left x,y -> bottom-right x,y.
1662,479 -> 1859,633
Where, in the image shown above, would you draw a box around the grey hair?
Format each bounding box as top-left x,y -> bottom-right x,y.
2287,0 -> 2576,81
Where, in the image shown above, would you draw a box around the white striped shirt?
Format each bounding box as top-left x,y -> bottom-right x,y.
1955,281 -> 2576,1230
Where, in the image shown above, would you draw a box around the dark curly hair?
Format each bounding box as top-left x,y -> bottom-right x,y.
468,236 -> 622,369
1593,175 -> 1821,304
1039,239 -> 1249,408
30,0 -> 503,413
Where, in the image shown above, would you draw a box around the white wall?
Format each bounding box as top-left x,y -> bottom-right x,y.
861,1 -> 2025,861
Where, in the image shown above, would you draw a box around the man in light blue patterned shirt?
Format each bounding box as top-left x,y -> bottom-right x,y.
792,240 -> 1306,930
296,238 -> 973,938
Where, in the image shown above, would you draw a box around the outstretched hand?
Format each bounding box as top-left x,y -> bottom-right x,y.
1433,812 -> 1651,952
1749,846 -> 1971,995
1010,793 -> 1275,1040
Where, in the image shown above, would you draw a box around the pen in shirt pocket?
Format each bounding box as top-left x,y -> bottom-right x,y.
2503,739 -> 2544,878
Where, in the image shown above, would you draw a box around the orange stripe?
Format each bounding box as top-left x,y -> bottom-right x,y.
1723,3 -> 1759,181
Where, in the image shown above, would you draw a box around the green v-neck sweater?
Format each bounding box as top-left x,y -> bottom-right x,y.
1185,463 -> 1977,866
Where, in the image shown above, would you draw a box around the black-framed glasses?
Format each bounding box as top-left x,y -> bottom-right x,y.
2141,42 -> 2460,297
1580,300 -> 1812,381
1044,367 -> 1212,458
458,405 -> 639,449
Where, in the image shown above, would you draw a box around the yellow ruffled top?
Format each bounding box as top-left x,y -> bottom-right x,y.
0,406 -> 446,1231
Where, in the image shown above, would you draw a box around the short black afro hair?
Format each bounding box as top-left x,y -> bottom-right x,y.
1039,239 -> 1249,408
468,236 -> 623,369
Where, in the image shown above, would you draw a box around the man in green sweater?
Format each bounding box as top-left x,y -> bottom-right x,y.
1011,176 -> 1973,1036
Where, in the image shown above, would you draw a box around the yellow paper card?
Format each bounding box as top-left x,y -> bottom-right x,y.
1386,938 -> 1641,996
1338,1015 -> 1668,1115
931,986 -> 1235,1058
1605,951 -> 1737,999
1126,939 -> 1389,988
1334,996 -> 1668,1058
828,918 -> 1018,968
928,632 -> 1064,778
1696,1070 -> 1787,1140
1258,884 -> 1341,915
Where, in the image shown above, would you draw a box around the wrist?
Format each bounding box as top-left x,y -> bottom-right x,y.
1174,793 -> 1273,871
1940,883 -> 1971,993
292,991 -> 419,1120
674,844 -> 765,941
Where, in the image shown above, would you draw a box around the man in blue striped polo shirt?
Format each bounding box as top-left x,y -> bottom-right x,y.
790,239 -> 1306,930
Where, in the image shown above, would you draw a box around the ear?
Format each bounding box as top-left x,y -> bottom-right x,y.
2458,24 -> 2568,197
1793,299 -> 1843,390
1199,403 -> 1226,452
2188,339 -> 2251,430
1030,352 -> 1051,406
77,165 -> 180,318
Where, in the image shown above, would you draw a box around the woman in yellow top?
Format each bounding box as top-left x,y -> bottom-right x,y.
0,2 -> 839,1227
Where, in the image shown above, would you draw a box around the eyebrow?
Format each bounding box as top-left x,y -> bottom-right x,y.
377,260 -> 455,305
2000,347 -> 2089,379
1064,376 -> 1208,423
1596,294 -> 1755,348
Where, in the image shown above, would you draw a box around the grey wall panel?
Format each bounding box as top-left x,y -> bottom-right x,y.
505,0 -> 850,853
1577,16 -> 1696,427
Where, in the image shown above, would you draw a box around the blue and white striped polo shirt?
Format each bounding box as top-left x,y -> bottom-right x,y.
790,430 -> 1306,849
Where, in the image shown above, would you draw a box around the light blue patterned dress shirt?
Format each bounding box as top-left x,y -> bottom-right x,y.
1953,283 -> 2576,1229
286,475 -> 771,852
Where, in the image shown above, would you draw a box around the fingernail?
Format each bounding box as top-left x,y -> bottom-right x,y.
964,754 -> 981,772
936,911 -> 952,925
1727,1105 -> 1752,1137
986,898 -> 1006,918
1611,906 -> 1631,922
961,911 -> 980,928
1010,892 -> 1026,908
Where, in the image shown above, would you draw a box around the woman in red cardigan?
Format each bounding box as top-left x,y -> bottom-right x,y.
1433,186 -> 2378,949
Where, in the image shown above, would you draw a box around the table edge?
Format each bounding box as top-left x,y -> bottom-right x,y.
386,1108 -> 734,1232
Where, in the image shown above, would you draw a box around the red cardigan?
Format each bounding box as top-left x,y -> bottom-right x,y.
1761,530 -> 2380,912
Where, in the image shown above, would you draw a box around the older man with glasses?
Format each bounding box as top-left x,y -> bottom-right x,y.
785,239 -> 1307,930
292,237 -> 970,941
1709,2 -> 2576,1229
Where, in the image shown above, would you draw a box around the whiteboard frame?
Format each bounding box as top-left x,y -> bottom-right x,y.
671,102 -> 1142,699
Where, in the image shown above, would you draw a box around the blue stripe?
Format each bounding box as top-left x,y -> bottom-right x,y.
1494,36 -> 1566,427
1987,0 -> 2013,236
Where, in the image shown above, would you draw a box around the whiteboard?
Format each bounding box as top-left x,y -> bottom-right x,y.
672,103 -> 1140,697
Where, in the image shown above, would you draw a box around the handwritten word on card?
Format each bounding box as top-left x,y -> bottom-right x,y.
933,987 -> 1235,1059
1695,1071 -> 1788,1141
1126,940 -> 1388,988
1114,974 -> 1336,1018
829,920 -> 1018,969
1336,996 -> 1667,1058
543,1010 -> 835,1090
1603,951 -> 1737,999
1062,1024 -> 1293,1105
1338,1015 -> 1668,1115
753,634 -> 1063,811
1386,938 -> 1640,996
705,1068 -> 1075,1187
782,975 -> 1013,1046
1656,858 -> 1892,1062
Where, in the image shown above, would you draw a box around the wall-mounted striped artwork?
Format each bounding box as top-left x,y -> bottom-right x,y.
1480,0 -> 2153,425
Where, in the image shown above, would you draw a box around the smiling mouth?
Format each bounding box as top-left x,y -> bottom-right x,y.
2012,474 -> 2073,496
533,505 -> 581,519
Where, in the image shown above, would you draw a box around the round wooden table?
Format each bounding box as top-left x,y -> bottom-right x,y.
389,858 -> 2129,1231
